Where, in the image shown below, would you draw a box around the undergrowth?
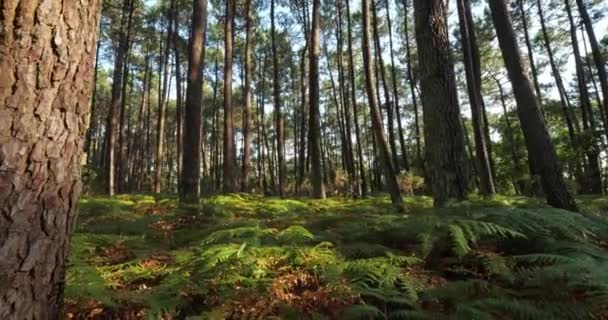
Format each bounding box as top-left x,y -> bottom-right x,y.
65,194 -> 608,319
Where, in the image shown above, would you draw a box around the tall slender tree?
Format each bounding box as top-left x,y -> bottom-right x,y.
576,0 -> 608,124
488,0 -> 578,211
308,0 -> 326,198
564,0 -> 602,194
401,0 -> 423,171
456,0 -> 495,195
223,0 -> 236,193
241,0 -> 254,192
105,0 -> 133,196
271,0 -> 286,197
362,0 -> 404,209
346,0 -> 368,196
181,0 -> 208,201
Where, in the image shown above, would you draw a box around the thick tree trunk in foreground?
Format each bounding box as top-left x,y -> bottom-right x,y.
488,0 -> 578,211
308,0 -> 326,198
362,0 -> 403,209
180,0 -> 207,202
0,0 -> 100,318
414,0 -> 469,205
457,0 -> 495,196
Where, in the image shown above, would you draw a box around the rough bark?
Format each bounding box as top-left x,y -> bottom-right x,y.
414,0 -> 469,205
362,0 -> 403,209
180,0 -> 207,202
0,0 -> 100,317
489,0 -> 578,211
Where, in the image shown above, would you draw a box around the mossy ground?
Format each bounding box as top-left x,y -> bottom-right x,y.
65,194 -> 608,319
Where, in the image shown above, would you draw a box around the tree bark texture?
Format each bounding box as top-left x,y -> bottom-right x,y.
0,0 -> 100,317
414,0 -> 469,205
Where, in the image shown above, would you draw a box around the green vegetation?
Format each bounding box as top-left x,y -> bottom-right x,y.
66,195 -> 608,319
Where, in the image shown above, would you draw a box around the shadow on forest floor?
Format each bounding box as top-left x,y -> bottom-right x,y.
65,194 -> 608,319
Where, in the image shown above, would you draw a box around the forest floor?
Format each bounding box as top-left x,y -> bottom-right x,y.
64,194 -> 608,319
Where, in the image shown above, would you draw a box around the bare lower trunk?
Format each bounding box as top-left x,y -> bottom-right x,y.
180,0 -> 207,201
0,0 -> 100,317
414,0 -> 469,205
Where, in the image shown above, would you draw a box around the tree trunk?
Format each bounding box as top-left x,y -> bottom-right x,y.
385,0 -> 409,171
297,47 -> 308,192
488,0 -> 578,211
371,1 -> 400,173
173,4 -> 183,193
241,0 -> 254,192
456,0 -> 495,195
155,7 -> 173,194
537,0 -> 579,153
223,0 -> 236,193
517,0 -> 544,110
180,0 -> 207,201
271,0 -> 286,197
401,0 -> 422,172
362,0 -> 403,209
414,0 -> 469,205
308,0 -> 326,198
335,1 -> 357,195
346,0 -> 368,196
0,0 -> 100,317
85,21 -> 103,168
576,0 -> 608,128
565,0 -> 602,194
105,0 -> 132,196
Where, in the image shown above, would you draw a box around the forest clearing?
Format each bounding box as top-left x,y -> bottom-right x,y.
3,0 -> 608,318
